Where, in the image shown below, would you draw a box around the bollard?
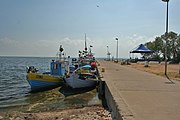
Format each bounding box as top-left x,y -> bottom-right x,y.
144,61 -> 149,67
179,62 -> 180,75
102,68 -> 105,72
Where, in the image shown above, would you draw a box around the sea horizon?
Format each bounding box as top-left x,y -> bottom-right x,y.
0,55 -> 128,60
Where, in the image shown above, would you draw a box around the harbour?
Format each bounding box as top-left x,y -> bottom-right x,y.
1,57 -> 180,119
0,57 -> 101,113
0,0 -> 180,119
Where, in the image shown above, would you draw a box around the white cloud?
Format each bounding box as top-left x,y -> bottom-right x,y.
0,37 -> 87,57
0,35 -> 157,58
0,37 -> 55,56
106,34 -> 157,59
59,37 -> 87,57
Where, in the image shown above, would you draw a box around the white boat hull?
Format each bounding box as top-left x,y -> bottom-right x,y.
65,74 -> 98,89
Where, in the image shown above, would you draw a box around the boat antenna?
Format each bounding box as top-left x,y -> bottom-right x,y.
89,45 -> 93,53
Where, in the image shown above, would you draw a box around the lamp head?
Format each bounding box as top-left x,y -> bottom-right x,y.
162,0 -> 169,2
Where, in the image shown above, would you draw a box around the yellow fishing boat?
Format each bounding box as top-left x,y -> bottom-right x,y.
26,45 -> 69,92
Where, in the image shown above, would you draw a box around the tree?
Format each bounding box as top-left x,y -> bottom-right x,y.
167,32 -> 178,61
144,37 -> 163,61
173,34 -> 180,63
144,31 -> 180,63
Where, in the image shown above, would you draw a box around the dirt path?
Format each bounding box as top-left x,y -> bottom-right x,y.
128,63 -> 180,81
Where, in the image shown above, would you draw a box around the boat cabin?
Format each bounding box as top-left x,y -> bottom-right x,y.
50,61 -> 66,76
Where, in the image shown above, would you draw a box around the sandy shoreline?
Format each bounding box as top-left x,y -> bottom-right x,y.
127,62 -> 180,81
0,105 -> 112,120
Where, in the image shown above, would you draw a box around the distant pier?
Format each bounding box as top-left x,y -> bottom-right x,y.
98,60 -> 180,120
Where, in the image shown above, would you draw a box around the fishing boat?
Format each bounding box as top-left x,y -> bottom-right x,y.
65,34 -> 99,89
68,58 -> 79,73
65,65 -> 99,89
78,34 -> 96,67
26,45 -> 69,92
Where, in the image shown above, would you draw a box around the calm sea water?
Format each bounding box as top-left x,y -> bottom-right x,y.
0,56 -> 101,112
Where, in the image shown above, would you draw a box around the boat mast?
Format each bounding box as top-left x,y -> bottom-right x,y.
59,45 -> 63,60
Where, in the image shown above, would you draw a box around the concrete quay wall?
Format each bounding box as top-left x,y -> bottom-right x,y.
104,82 -> 123,120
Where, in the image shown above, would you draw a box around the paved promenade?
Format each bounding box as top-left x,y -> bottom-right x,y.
98,60 -> 180,120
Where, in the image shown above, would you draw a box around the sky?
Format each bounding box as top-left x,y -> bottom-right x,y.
0,0 -> 180,58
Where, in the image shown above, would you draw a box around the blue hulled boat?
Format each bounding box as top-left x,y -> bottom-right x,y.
26,45 -> 69,92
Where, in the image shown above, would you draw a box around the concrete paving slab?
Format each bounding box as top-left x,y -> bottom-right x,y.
98,60 -> 180,120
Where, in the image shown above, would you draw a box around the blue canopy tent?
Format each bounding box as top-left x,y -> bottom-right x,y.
130,44 -> 154,53
129,44 -> 154,66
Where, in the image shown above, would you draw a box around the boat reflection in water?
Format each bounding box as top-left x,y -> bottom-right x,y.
59,85 -> 97,97
1,87 -> 101,113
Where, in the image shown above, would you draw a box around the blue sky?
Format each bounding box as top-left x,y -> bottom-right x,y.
0,0 -> 179,58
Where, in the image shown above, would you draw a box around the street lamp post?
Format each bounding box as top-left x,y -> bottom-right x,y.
107,46 -> 110,61
115,37 -> 118,62
162,0 -> 169,76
